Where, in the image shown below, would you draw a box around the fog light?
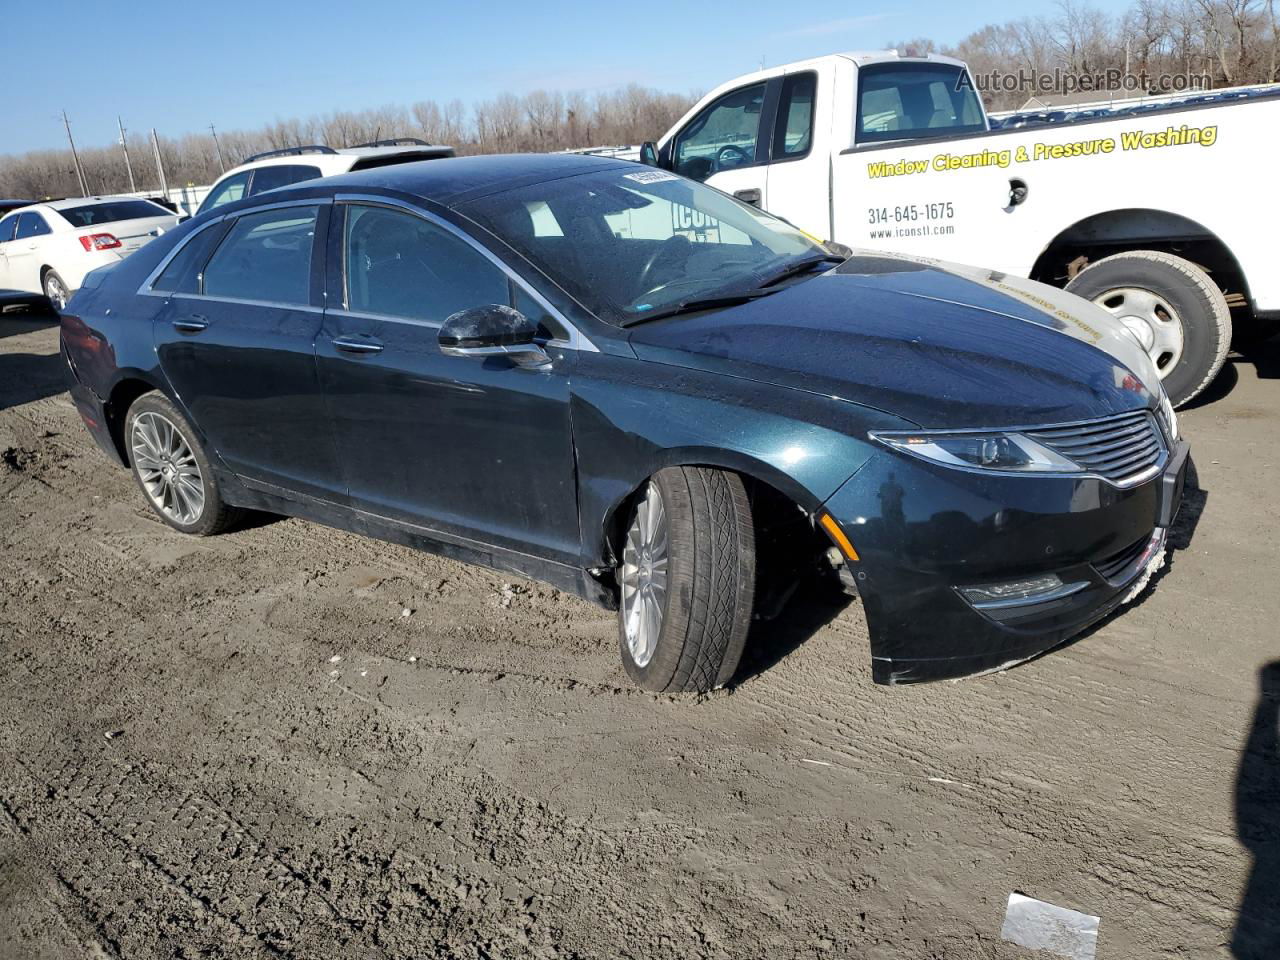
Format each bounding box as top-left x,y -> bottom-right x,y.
959,573 -> 1088,609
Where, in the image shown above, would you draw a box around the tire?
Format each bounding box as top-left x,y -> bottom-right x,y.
125,392 -> 240,536
1066,251 -> 1231,408
617,466 -> 755,693
42,269 -> 70,312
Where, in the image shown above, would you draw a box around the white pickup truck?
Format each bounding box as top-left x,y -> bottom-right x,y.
636,52 -> 1280,406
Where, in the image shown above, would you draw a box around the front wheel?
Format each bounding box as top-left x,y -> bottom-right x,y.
617,467 -> 755,693
125,392 -> 241,535
1066,250 -> 1231,408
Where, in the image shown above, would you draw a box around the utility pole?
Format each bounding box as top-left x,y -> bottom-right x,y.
209,123 -> 226,173
118,116 -> 137,193
61,110 -> 89,198
150,128 -> 169,202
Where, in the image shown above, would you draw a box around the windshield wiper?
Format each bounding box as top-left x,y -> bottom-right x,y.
755,254 -> 846,289
620,289 -> 779,327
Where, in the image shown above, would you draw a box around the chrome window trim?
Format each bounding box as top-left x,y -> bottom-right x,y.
327,307 -> 445,330
165,292 -> 325,314
333,192 -> 597,353
137,198 -> 331,298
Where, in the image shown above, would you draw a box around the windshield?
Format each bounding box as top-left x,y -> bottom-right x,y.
459,168 -> 823,325
857,62 -> 985,143
55,200 -> 172,227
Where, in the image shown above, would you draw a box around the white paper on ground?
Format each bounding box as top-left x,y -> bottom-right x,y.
1000,893 -> 1099,960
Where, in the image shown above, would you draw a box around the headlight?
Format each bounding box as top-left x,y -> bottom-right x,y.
871,430 -> 1082,474
1158,390 -> 1178,440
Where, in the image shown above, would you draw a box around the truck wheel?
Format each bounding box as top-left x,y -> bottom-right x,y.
1066,251 -> 1231,408
617,467 -> 755,693
125,392 -> 241,536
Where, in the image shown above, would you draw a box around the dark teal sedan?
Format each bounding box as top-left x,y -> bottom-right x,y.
60,154 -> 1188,690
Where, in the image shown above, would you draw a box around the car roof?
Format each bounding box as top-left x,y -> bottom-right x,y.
317,152 -> 634,207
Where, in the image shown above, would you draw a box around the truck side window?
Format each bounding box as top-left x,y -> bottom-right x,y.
671,82 -> 767,182
856,62 -> 985,144
774,72 -> 817,160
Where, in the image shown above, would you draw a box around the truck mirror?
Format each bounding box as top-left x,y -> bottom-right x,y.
639,142 -> 659,167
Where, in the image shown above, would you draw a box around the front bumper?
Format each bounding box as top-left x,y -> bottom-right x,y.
825,438 -> 1190,683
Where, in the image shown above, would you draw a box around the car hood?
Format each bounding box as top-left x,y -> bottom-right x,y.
626,252 -> 1161,428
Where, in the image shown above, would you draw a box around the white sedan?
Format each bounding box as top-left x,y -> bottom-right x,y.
0,197 -> 179,309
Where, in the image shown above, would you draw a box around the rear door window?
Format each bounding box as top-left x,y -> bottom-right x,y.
202,205 -> 319,305
15,212 -> 51,239
249,164 -> 323,196
774,72 -> 816,159
150,223 -> 230,295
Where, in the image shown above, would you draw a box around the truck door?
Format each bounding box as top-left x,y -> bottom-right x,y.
667,81 -> 770,209
834,60 -> 1007,262
763,69 -> 831,241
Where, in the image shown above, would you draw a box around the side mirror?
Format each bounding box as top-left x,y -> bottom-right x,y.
639,141 -> 659,167
438,304 -> 550,368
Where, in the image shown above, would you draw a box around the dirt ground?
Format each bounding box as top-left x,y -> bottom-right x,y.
1,307 -> 1277,960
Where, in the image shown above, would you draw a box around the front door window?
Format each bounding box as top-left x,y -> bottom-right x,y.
671,82 -> 767,182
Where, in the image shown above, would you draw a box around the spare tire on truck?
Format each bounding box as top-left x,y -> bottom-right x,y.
1066,250 -> 1232,408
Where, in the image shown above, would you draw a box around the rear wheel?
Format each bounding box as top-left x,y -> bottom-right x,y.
125,392 -> 240,536
42,269 -> 69,311
1066,251 -> 1231,408
617,467 -> 755,693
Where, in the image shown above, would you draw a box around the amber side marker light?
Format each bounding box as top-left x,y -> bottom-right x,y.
818,512 -> 859,562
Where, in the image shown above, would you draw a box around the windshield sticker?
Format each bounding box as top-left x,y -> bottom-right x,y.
623,169 -> 679,184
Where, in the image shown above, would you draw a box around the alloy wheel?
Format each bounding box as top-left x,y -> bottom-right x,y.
130,411 -> 205,524
1092,286 -> 1185,378
620,482 -> 669,668
44,274 -> 67,311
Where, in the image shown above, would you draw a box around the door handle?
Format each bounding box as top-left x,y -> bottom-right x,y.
733,188 -> 762,207
171,315 -> 209,332
332,335 -> 384,355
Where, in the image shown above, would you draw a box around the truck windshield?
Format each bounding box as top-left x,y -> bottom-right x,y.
856,62 -> 985,144
460,169 -> 823,326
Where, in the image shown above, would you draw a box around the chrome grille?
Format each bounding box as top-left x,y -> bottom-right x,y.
1025,410 -> 1164,486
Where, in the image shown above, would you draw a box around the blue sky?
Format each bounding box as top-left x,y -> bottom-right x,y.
6,0 -> 1079,155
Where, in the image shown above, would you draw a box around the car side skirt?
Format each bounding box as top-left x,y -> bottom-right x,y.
225,474 -> 617,611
